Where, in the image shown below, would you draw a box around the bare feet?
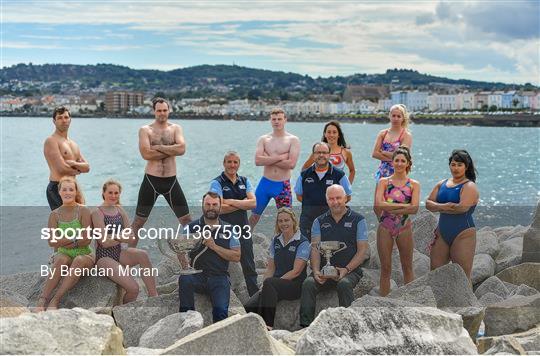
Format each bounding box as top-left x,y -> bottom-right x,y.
47,298 -> 59,310
33,296 -> 49,313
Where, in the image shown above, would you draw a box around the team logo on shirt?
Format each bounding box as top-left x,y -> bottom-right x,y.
274,243 -> 281,250
321,223 -> 332,229
344,222 -> 352,228
326,180 -> 334,185
239,185 -> 246,189
288,246 -> 296,252
223,186 -> 231,191
305,178 -> 314,184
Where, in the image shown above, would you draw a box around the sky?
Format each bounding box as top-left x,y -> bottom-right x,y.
2,0 -> 539,85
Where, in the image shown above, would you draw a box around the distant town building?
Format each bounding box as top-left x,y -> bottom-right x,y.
343,85 -> 389,102
105,91 -> 144,113
391,90 -> 428,111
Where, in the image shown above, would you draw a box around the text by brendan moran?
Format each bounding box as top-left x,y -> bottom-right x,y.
41,264 -> 159,279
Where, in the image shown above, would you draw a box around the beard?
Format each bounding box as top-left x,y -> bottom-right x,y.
204,209 -> 219,220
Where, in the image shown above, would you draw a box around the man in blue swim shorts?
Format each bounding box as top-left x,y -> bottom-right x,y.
249,108 -> 300,230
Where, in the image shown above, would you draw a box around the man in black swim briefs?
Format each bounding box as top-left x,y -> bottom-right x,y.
43,106 -> 90,210
131,97 -> 192,246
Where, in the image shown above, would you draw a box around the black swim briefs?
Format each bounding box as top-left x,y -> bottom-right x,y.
46,181 -> 62,210
135,174 -> 189,218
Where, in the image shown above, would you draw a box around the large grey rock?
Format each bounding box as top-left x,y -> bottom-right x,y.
0,272 -> 44,300
483,337 -> 527,354
495,237 -> 523,273
0,295 -> 29,318
138,311 -> 203,349
510,284 -> 539,297
352,268 -> 379,297
387,263 -> 479,308
503,281 -> 519,295
475,230 -> 500,258
479,292 -> 505,307
494,225 -> 528,243
295,306 -> 477,354
0,308 -> 124,354
155,258 -> 181,286
412,209 -> 438,256
228,261 -> 253,305
522,201 -> 540,263
252,233 -> 270,269
269,329 -> 306,351
273,289 -> 338,331
471,254 -> 496,286
126,347 -> 163,355
162,313 -> 293,354
388,284 -> 438,307
477,325 -> 540,354
442,306 -> 485,341
484,294 -> 540,336
113,291 -> 245,347
368,279 -> 398,296
495,262 -> 540,291
58,276 -> 121,309
0,289 -> 29,307
475,276 -> 510,299
366,246 -> 430,286
351,294 -> 425,308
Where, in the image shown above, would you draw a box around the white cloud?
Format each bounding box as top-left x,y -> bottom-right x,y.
2,1 -> 538,84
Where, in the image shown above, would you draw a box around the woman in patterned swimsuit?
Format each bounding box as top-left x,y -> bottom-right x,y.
372,104 -> 413,216
374,147 -> 420,296
92,179 -> 158,303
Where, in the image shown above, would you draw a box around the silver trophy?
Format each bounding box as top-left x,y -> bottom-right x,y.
158,233 -> 206,275
318,241 -> 347,278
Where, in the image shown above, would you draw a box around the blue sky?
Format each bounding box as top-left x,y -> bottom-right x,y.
2,1 -> 539,84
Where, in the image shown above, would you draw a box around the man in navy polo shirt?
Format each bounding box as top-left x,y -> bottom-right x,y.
295,142 -> 352,240
209,151 -> 258,296
178,192 -> 241,323
299,184 -> 368,327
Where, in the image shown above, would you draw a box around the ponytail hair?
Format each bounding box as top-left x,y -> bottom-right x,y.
449,149 -> 477,182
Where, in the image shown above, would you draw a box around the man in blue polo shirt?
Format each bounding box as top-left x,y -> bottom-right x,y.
299,184 -> 368,327
295,142 -> 352,240
178,192 -> 241,323
209,151 -> 258,296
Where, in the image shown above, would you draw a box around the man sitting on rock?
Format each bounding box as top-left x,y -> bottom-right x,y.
178,192 -> 241,323
299,184 -> 368,327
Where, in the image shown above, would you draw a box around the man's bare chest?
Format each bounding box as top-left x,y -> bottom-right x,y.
149,128 -> 175,146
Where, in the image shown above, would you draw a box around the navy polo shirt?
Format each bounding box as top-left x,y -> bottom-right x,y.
209,172 -> 253,229
269,232 -> 310,281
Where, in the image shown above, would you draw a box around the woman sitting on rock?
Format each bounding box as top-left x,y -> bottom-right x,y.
244,207 -> 310,330
92,179 -> 158,303
374,146 -> 420,296
36,176 -> 95,311
426,149 -> 479,281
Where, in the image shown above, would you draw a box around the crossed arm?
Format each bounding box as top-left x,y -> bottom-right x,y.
44,138 -> 89,176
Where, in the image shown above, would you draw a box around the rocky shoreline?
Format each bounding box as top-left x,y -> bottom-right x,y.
1,204 -> 539,355
4,113 -> 540,127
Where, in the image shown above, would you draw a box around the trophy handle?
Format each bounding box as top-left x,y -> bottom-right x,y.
334,242 -> 347,254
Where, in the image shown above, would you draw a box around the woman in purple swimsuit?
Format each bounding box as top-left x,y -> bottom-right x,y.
92,179 -> 158,303
374,146 -> 420,296
372,104 -> 413,216
426,150 -> 479,281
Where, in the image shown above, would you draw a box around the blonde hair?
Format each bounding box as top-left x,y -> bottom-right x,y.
102,179 -> 122,205
389,104 -> 410,129
58,176 -> 85,205
274,207 -> 299,235
270,107 -> 286,116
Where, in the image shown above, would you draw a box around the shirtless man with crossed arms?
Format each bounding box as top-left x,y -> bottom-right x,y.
44,106 -> 90,210
249,108 -> 300,229
131,97 -> 192,246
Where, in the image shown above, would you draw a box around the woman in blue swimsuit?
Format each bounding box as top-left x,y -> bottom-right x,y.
426,150 -> 479,281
